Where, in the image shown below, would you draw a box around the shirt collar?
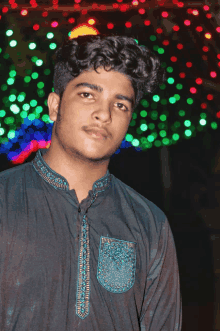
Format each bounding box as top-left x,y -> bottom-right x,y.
32,148 -> 112,194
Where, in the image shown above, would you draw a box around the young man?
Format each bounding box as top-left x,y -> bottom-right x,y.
0,34 -> 182,330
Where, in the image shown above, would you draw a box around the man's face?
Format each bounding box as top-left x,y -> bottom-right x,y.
48,67 -> 135,164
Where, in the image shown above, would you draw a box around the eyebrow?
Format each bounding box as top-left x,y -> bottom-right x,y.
73,82 -> 135,107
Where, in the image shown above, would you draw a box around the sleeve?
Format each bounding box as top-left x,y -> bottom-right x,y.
140,218 -> 182,331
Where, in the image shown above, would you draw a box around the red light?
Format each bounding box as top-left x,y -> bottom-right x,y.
203,46 -> 209,52
2,7 -> 9,13
217,54 -> 220,60
187,8 -> 192,14
51,21 -> 58,28
144,20 -> 151,26
186,62 -> 192,68
68,18 -> 75,24
42,11 -> 48,17
125,22 -> 132,28
171,56 -> 177,62
107,23 -> 114,29
192,9 -> 199,16
21,9 -> 28,16
138,8 -> 145,14
81,9 -> 87,14
92,3 -> 99,9
202,55 -> 208,61
177,2 -> 184,7
210,71 -> 217,78
162,40 -> 169,46
179,72 -> 186,78
206,13 -> 212,19
196,26 -> 203,32
62,12 -> 68,17
117,0 -> 123,2
203,5 -> 209,11
190,87 -> 197,94
196,78 -> 203,85
173,25 -> 179,31
162,11 -> 168,18
11,3 -> 18,9
33,24 -> 40,31
184,20 -> 191,26
177,43 -> 183,50
156,28 -> 163,34
201,103 -> 207,109
207,94 -> 213,100
216,27 -> 220,33
216,111 -> 220,119
75,0 -> 81,3
218,62 -> 220,68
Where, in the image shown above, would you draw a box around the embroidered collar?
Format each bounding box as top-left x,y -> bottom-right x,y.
32,148 -> 112,193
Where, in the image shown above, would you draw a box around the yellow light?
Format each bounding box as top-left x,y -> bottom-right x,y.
69,24 -> 99,40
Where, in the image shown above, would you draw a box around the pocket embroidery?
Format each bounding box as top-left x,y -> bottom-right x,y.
97,236 -> 137,293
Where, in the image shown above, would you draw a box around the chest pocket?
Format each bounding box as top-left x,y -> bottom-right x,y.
97,236 -> 137,294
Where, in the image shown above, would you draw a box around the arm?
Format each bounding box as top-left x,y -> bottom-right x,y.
140,218 -> 182,331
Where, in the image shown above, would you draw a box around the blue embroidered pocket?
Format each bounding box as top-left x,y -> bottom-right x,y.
97,236 -> 137,293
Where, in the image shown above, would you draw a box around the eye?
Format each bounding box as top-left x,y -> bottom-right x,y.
79,92 -> 93,98
117,103 -> 129,112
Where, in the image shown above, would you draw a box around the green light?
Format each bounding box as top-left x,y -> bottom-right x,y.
172,133 -> 180,141
36,106 -> 43,113
154,140 -> 161,147
174,121 -> 180,128
161,99 -> 167,105
153,95 -> 160,102
147,135 -> 155,142
31,56 -> 38,63
0,128 -> 5,136
30,100 -> 37,107
9,70 -> 16,78
0,48 -> 2,53
184,120 -> 191,127
7,78 -> 14,85
158,48 -> 164,54
153,45 -> 159,52
44,69 -> 51,75
159,84 -> 166,90
10,104 -> 20,114
140,110 -> 147,117
200,112 -> 207,119
148,123 -> 155,130
174,94 -> 180,101
28,114 -> 36,121
37,82 -> 44,89
159,130 -> 166,137
125,133 -> 133,142
211,122 -> 218,129
187,98 -> 194,105
9,94 -> 16,102
44,100 -> 48,106
42,114 -> 51,122
37,90 -> 45,97
140,124 -> 148,131
176,84 -> 183,90
161,62 -> 167,68
4,117 -> 15,124
23,104 -> 30,111
141,99 -> 149,107
179,110 -> 185,116
8,130 -> 15,139
6,30 -> 13,36
68,31 -> 71,37
185,129 -> 192,137
47,32 -> 54,39
32,72 -> 39,79
134,39 -> 139,44
0,110 -> 6,117
132,139 -> 140,147
130,119 -> 136,126
200,119 -> 206,126
29,42 -> 37,50
150,35 -> 156,41
167,77 -> 175,84
162,138 -> 170,145
9,40 -> 17,47
151,111 -> 158,120
49,43 -> 57,50
25,69 -> 32,75
132,113 -> 137,119
166,67 -> 173,73
160,114 -> 167,121
20,111 -> 27,118
169,97 -> 176,104
36,59 -> 43,66
17,93 -> 26,102
24,76 -> 31,83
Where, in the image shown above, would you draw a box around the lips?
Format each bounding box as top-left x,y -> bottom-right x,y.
86,128 -> 108,139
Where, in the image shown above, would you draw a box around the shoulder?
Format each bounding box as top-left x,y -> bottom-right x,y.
0,162 -> 33,192
111,174 -> 167,229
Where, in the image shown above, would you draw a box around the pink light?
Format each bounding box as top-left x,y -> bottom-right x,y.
51,21 -> 58,28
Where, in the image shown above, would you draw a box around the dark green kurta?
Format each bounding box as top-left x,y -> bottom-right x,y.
0,148 -> 182,330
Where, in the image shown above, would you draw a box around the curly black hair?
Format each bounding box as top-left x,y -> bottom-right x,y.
53,33 -> 166,110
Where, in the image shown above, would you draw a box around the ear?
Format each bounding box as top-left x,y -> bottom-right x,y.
47,92 -> 60,122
